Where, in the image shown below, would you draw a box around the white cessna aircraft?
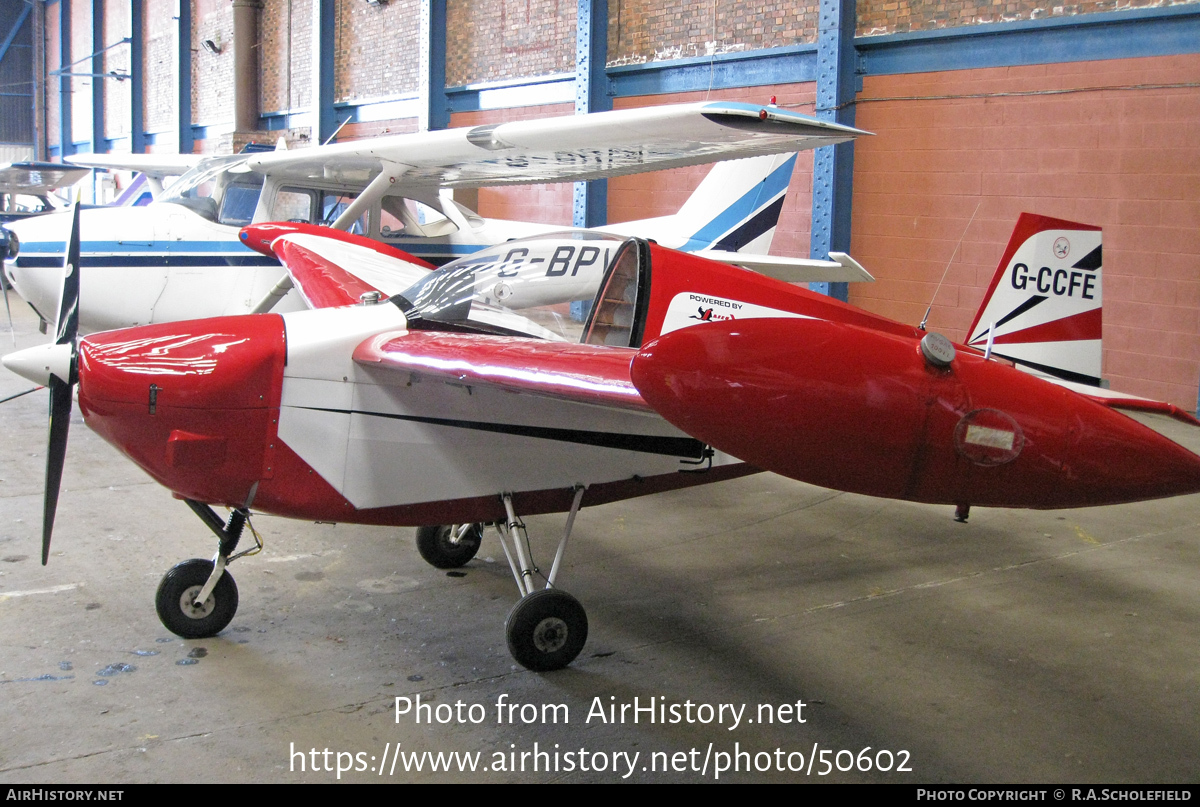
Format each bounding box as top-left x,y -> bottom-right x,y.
3,101 -> 872,333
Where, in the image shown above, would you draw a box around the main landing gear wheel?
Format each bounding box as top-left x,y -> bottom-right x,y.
505,588 -> 588,672
155,558 -> 239,639
416,523 -> 483,569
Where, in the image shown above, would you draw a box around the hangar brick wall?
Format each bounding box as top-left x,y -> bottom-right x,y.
261,0 -> 313,115
191,0 -> 235,127
850,54 -> 1200,409
446,0 -> 576,86
69,0 -> 90,144
143,0 -> 177,139
608,0 -> 820,66
335,0 -> 421,101
103,1 -> 131,145
856,0 -> 1200,36
44,2 -> 60,146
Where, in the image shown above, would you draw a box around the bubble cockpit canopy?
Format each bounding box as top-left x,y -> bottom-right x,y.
392,232 -> 649,347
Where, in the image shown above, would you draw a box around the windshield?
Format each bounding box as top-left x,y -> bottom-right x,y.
158,155 -> 262,223
393,232 -> 637,342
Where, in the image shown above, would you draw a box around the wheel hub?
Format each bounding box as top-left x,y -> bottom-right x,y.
180,585 -> 216,619
532,616 -> 569,653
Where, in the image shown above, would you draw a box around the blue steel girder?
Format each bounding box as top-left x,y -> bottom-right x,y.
176,0 -> 192,153
421,0 -> 448,131
91,0 -> 105,156
313,0 -> 336,143
573,0 -> 609,229
810,0 -> 859,302
59,0 -> 72,158
130,0 -> 143,153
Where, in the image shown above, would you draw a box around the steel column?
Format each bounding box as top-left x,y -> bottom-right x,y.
419,0 -> 448,131
311,0 -> 335,143
58,0 -> 72,158
130,0 -> 143,153
90,0 -> 104,157
809,0 -> 858,302
572,0 -> 609,229
175,0 -> 192,153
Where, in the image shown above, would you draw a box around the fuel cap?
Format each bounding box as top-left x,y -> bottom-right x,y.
920,332 -> 956,367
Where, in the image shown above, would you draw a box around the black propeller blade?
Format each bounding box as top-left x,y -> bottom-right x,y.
41,203 -> 81,565
1,226 -> 14,345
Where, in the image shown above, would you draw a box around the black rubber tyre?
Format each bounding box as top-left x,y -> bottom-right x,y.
155,558 -> 239,639
415,524 -> 483,569
505,588 -> 588,672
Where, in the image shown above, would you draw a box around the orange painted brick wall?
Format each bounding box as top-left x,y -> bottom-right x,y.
856,0 -> 1200,36
851,54 -> 1200,409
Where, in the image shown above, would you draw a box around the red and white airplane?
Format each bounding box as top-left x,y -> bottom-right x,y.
5,209 -> 1199,671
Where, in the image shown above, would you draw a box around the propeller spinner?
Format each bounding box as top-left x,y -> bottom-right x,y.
1,204 -> 81,564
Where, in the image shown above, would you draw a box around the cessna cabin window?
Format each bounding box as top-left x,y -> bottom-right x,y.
378,196 -> 459,238
1,194 -> 53,214
392,232 -> 647,344
274,187 -> 366,234
160,155 -> 264,224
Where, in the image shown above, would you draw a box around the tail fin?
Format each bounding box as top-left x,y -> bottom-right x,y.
618,153 -> 798,255
967,213 -> 1103,386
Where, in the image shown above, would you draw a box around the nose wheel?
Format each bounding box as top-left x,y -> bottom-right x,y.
155,498 -> 261,639
155,558 -> 239,639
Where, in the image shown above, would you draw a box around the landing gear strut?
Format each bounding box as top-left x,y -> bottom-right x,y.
155,496 -> 262,639
416,486 -> 589,671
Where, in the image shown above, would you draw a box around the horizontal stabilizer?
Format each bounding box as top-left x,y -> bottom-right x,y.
354,331 -> 649,412
692,250 -> 875,283
1035,374 -> 1200,427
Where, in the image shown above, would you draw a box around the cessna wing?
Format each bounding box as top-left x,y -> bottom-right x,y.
64,152 -> 205,180
0,162 -> 91,195
245,101 -> 866,191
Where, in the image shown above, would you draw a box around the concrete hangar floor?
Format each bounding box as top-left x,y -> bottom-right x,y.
1,298 -> 1198,784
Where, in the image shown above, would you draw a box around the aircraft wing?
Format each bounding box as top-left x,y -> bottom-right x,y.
354,331 -> 649,412
245,102 -> 868,190
242,223 -> 436,308
65,152 -> 204,178
691,250 -> 875,283
0,162 -> 90,194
